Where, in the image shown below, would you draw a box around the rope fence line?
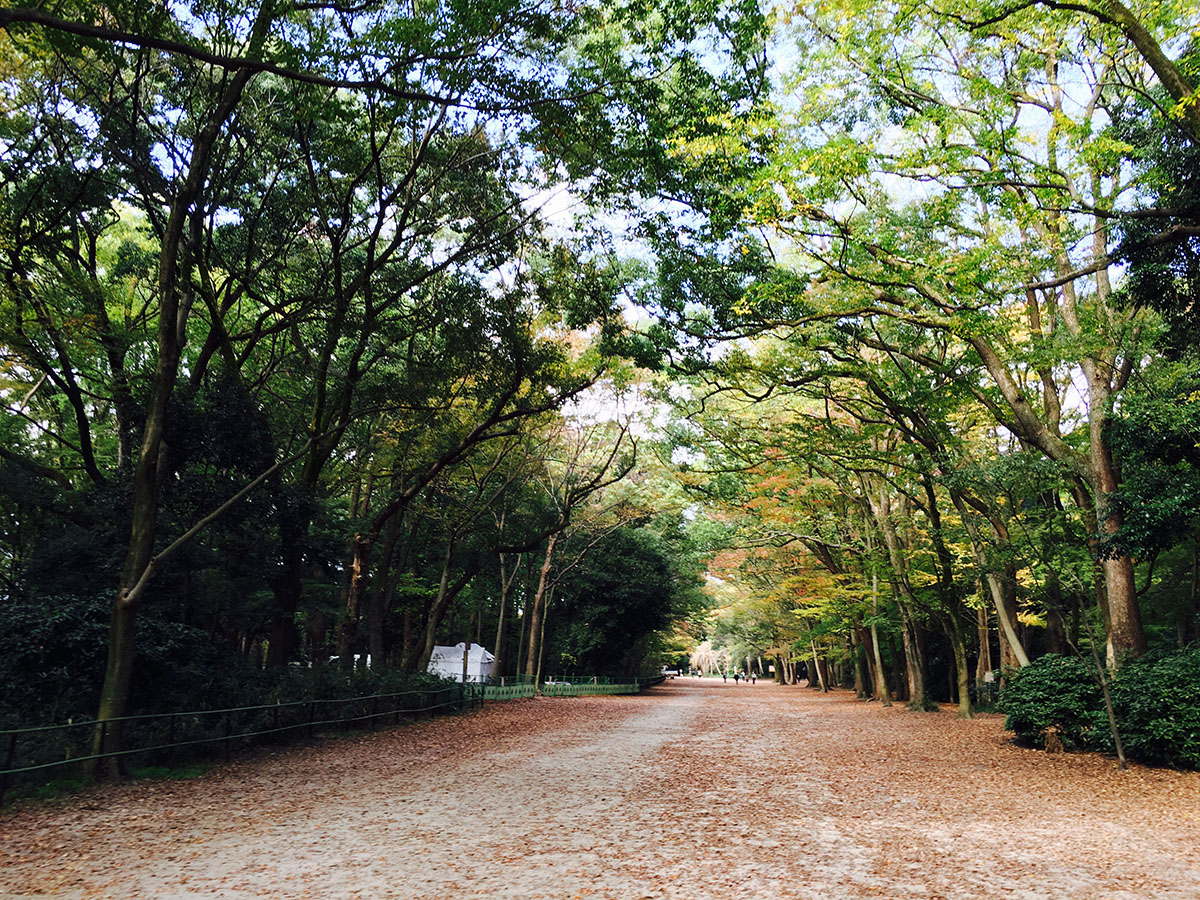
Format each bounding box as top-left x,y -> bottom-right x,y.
0,675 -> 666,804
0,684 -> 481,805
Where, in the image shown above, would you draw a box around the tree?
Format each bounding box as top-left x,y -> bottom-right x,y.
1,0 -> 768,770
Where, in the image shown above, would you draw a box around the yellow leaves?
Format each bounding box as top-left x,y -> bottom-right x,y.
1172,89 -> 1200,119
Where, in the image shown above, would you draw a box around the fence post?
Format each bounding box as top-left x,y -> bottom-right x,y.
0,731 -> 17,806
224,711 -> 232,761
308,701 -> 316,739
166,714 -> 176,765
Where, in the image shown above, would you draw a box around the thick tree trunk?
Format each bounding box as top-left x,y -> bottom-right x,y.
1088,413 -> 1147,664
92,600 -> 138,778
899,613 -> 927,710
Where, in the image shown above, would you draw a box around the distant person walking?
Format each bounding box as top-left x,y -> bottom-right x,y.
722,672 -> 727,683
733,672 -> 741,684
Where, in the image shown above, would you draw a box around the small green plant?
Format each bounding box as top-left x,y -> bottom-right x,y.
998,654 -> 1104,749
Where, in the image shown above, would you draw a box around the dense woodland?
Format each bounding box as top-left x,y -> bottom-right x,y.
2,0 -> 1200,771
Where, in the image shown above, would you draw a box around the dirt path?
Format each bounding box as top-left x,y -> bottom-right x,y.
3,679 -> 1199,899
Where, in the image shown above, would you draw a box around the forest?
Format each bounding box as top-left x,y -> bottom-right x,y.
1,0 -> 1199,773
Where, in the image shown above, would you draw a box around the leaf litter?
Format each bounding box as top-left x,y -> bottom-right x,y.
1,680 -> 1198,899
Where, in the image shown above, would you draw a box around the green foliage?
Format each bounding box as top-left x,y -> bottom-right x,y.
1111,50 -> 1200,359
1001,649 -> 1200,769
998,655 -> 1104,750
0,590 -> 451,728
550,527 -> 679,675
1105,361 -> 1200,558
1103,647 -> 1200,769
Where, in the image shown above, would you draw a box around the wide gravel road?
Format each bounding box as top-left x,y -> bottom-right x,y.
3,678 -> 1199,899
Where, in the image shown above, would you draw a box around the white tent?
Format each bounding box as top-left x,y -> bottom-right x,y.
427,642 -> 496,683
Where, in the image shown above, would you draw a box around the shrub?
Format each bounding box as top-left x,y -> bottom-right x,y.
998,654 -> 1104,749
1106,646 -> 1200,770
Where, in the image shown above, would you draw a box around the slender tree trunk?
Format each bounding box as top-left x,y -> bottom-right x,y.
869,564 -> 892,706
851,627 -> 869,698
93,33 -> 270,770
492,552 -> 520,678
810,640 -> 828,692
949,491 -> 1030,668
367,514 -> 403,667
975,604 -> 994,700
523,533 -> 558,677
415,541 -> 455,673
337,532 -> 371,667
889,633 -> 907,702
534,586 -> 555,687
869,489 -> 929,709
947,614 -> 972,718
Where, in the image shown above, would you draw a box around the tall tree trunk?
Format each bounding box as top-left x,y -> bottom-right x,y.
889,633 -> 908,702
851,626 -> 870,698
946,612 -> 972,718
869,488 -> 929,709
367,513 -> 403,667
337,532 -> 370,667
899,613 -> 927,710
1089,416 -> 1147,663
534,586 -> 555,686
810,640 -> 828,692
412,541 -> 480,673
975,604 -> 994,700
523,533 -> 558,677
93,33 -> 270,771
492,552 -> 521,678
869,562 -> 893,706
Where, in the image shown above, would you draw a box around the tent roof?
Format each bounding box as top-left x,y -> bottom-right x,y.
429,642 -> 495,663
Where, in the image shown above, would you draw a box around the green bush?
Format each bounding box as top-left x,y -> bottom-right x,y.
998,654 -> 1104,749
1106,646 -> 1200,769
0,592 -> 454,729
1000,647 -> 1200,770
